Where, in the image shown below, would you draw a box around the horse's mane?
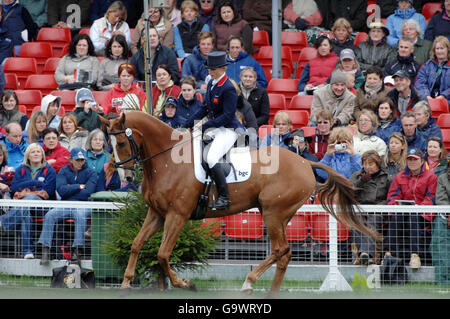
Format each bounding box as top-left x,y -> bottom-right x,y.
125,111 -> 175,136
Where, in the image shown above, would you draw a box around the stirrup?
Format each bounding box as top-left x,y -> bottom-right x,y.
209,197 -> 230,210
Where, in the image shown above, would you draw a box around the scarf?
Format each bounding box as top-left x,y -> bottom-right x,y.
239,82 -> 256,100
292,0 -> 318,18
364,81 -> 383,99
155,80 -> 175,115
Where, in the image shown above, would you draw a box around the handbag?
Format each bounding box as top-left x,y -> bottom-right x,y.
51,263 -> 95,289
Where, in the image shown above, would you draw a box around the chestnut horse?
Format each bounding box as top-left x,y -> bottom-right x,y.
100,111 -> 378,298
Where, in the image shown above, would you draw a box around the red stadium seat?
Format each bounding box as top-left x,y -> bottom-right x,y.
258,124 -> 275,140
442,129 -> 450,151
256,46 -> 294,76
18,104 -> 28,115
92,91 -> 109,105
281,31 -> 308,62
78,28 -> 90,35
37,27 -> 72,57
267,78 -> 299,106
288,95 -> 313,115
286,213 -> 309,242
437,113 -> 450,129
224,211 -> 264,240
60,43 -> 70,57
50,90 -> 77,112
354,32 -> 369,46
428,97 -> 449,119
42,57 -> 61,75
177,57 -> 183,77
422,2 -> 442,20
260,62 -> 292,81
301,126 -> 317,138
24,74 -> 59,95
284,110 -> 309,129
15,90 -> 42,114
252,30 -> 270,52
310,212 -> 349,242
3,57 -> 38,88
268,93 -> 286,117
4,73 -> 19,90
18,42 -> 54,73
296,47 -> 318,78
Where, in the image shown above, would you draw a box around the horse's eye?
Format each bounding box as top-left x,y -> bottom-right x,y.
118,142 -> 126,148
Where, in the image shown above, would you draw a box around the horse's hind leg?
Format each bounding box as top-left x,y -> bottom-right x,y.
241,213 -> 292,298
121,208 -> 164,290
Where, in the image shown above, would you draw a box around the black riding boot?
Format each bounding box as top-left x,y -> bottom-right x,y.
208,164 -> 230,210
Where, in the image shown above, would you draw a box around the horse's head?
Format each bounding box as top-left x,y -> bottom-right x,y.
100,113 -> 143,184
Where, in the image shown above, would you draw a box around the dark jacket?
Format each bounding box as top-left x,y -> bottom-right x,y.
236,95 -> 258,131
130,43 -> 179,84
425,10 -> 450,42
95,163 -> 137,192
376,118 -> 402,145
324,0 -> 368,32
226,51 -> 267,88
180,45 -> 209,89
331,38 -> 358,58
56,162 -> 98,201
1,0 -> 37,46
417,117 -> 443,142
175,95 -> 203,128
159,112 -> 184,129
350,168 -> 392,205
356,39 -> 395,71
402,129 -> 428,152
384,54 -> 420,82
243,85 -> 270,127
71,107 -> 103,132
387,86 -> 421,115
11,163 -> 56,198
415,59 -> 450,101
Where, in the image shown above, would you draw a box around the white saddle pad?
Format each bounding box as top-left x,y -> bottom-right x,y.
193,129 -> 252,183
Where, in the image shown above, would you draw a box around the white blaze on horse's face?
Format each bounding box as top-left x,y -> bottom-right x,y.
109,134 -> 128,184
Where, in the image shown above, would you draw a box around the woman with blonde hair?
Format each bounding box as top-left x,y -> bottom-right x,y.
415,35 -> 450,102
381,132 -> 408,179
89,0 -> 131,56
260,111 -> 292,149
330,18 -> 357,57
316,126 -> 362,181
24,111 -> 47,146
353,109 -> 387,157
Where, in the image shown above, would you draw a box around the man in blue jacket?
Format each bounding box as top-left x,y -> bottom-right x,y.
401,111 -> 427,152
38,148 -> 98,265
225,36 -> 267,88
0,122 -> 29,170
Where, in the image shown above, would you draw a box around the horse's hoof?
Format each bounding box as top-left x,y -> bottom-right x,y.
241,288 -> 253,295
240,281 -> 253,295
186,280 -> 197,292
119,288 -> 131,298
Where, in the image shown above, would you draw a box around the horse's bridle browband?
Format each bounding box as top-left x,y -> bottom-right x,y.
108,124 -> 193,170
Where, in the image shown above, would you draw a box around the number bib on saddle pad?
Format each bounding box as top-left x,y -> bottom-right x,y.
192,129 -> 251,183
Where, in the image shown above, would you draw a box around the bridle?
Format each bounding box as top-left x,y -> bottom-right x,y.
107,123 -> 194,170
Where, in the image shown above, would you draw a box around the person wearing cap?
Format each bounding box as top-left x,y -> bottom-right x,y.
356,21 -> 395,72
385,0 -> 427,47
0,143 -> 56,260
415,35 -> 450,102
309,70 -> 356,127
387,69 -> 420,115
159,97 -> 183,129
349,150 -> 392,265
297,35 -> 339,94
400,110 -> 428,152
183,51 -> 242,210
327,48 -> 365,90
71,88 -> 104,132
38,147 -> 98,265
386,147 -> 438,269
384,36 -> 420,81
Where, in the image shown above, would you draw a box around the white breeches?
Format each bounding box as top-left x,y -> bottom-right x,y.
203,127 -> 238,168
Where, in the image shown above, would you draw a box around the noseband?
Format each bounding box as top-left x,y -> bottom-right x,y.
108,126 -> 142,170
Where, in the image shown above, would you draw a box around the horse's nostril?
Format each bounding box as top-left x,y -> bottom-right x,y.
126,176 -> 133,183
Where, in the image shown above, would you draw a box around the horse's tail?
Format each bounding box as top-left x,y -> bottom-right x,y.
309,161 -> 381,241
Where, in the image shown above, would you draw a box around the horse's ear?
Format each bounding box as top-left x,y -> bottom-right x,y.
99,115 -> 110,127
119,112 -> 126,125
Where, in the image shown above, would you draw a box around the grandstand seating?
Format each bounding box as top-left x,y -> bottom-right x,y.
92,91 -> 109,105
224,211 -> 264,240
36,27 -> 72,58
18,105 -> 27,115
24,74 -> 59,95
442,129 -> 450,151
18,42 -> 54,73
282,110 -> 309,129
14,90 -> 42,116
268,93 -> 286,118
436,113 -> 450,129
281,31 -> 308,62
428,97 -> 449,119
60,43 -> 70,57
309,212 -> 349,242
354,32 -> 368,46
286,212 -> 309,242
260,63 -> 292,81
257,124 -> 274,140
4,73 -> 19,90
78,28 -> 90,35
252,30 -> 270,52
50,90 -> 77,112
255,46 -> 294,76
42,57 -> 61,75
288,94 -> 313,115
422,2 -> 442,21
267,78 -> 299,106
296,47 -> 318,78
3,57 -> 38,88
301,126 -> 317,138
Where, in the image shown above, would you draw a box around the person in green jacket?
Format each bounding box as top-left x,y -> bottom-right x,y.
71,88 -> 104,132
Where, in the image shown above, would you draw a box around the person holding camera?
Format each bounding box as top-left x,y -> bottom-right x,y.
316,126 -> 362,181
71,88 -> 104,132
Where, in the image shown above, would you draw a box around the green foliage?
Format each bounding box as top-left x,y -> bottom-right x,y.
102,189 -> 220,285
351,273 -> 369,291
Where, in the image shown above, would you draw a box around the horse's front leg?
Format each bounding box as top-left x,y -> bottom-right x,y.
121,208 -> 164,289
157,212 -> 196,290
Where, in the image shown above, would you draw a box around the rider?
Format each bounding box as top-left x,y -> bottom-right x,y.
183,51 -> 242,210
